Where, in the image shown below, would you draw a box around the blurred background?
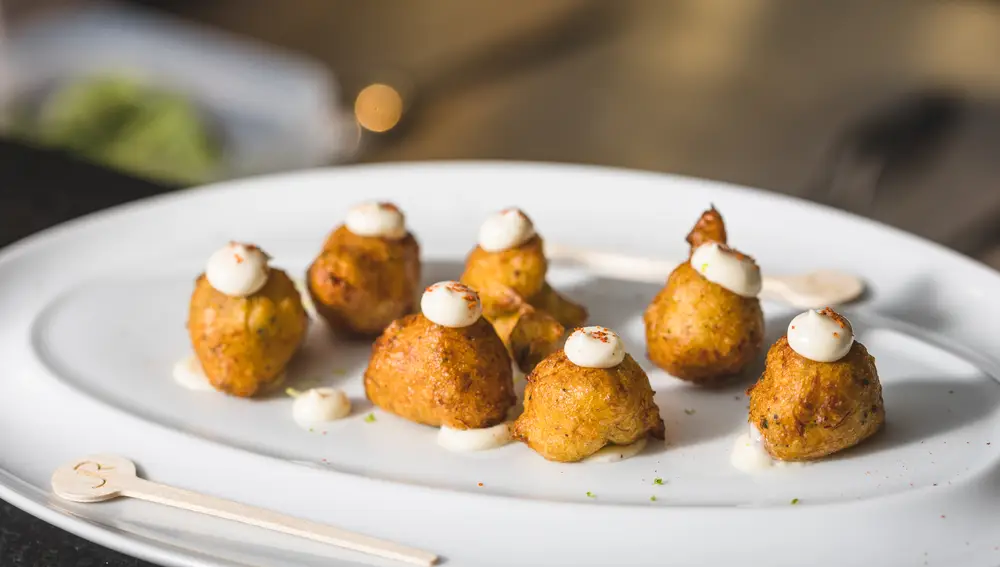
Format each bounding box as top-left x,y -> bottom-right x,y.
3,0 -> 1000,267
1,1 -> 999,564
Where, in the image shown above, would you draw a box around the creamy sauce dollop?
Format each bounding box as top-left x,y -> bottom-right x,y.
478,208 -> 536,252
205,242 -> 270,297
292,387 -> 352,428
689,242 -> 761,298
730,423 -> 774,472
564,326 -> 625,369
174,354 -> 286,393
787,309 -> 854,362
582,436 -> 648,463
437,422 -> 513,452
172,354 -> 215,391
421,281 -> 482,328
345,202 -> 407,239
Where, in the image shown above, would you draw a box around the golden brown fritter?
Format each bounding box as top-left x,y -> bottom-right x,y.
513,351 -> 665,462
307,225 -> 420,337
527,282 -> 588,329
461,235 -> 548,318
643,207 -> 764,385
490,304 -> 565,374
461,229 -> 587,373
644,262 -> 764,384
188,268 -> 308,397
685,205 -> 727,249
364,314 -> 516,429
748,336 -> 884,461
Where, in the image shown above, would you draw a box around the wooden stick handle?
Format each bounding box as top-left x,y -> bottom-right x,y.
547,242 -> 790,293
544,243 -> 675,283
119,478 -> 437,566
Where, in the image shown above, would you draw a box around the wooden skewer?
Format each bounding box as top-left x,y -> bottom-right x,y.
544,243 -> 865,309
52,455 -> 438,567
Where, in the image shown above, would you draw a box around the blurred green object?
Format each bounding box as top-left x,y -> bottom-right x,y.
16,76 -> 219,186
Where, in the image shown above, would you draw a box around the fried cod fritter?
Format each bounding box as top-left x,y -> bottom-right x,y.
307,224 -> 420,337
188,267 -> 308,397
364,314 -> 516,429
514,350 -> 665,462
748,334 -> 884,461
643,207 -> 764,385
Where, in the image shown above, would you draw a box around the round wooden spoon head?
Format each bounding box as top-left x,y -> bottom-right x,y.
764,270 -> 865,309
51,454 -> 137,503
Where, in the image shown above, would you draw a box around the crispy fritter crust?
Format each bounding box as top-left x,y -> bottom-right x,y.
188,268 -> 308,397
364,314 -> 516,428
748,336 -> 884,460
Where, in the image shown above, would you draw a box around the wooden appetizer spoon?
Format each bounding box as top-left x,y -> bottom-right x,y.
51,455 -> 438,567
545,243 -> 865,309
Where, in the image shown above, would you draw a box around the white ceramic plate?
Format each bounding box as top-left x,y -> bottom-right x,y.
2,162 -> 1000,567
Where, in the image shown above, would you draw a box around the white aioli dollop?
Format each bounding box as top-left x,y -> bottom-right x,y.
478,208 -> 536,252
582,436 -> 648,463
564,326 -> 625,369
730,423 -> 774,473
205,242 -> 270,297
172,355 -> 214,391
421,281 -> 482,328
437,422 -> 513,452
344,202 -> 407,239
787,309 -> 854,362
173,354 -> 287,393
689,242 -> 762,298
292,388 -> 351,428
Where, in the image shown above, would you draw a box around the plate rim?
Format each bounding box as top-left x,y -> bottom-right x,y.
3,160 -> 1000,567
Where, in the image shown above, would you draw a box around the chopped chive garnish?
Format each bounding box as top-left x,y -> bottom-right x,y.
653,478 -> 664,485
650,495 -> 657,502
684,409 -> 696,415
791,498 -> 800,505
285,387 -> 301,398
364,413 -> 376,423
586,491 -> 596,498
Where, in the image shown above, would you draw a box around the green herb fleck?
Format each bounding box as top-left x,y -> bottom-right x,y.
653,478 -> 664,485
650,495 -> 657,502
308,427 -> 314,433
761,417 -> 769,429
684,409 -> 696,416
285,387 -> 301,398
790,498 -> 800,505
585,491 -> 596,498
364,413 -> 376,423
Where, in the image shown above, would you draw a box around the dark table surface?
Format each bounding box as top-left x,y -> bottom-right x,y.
0,138 -> 164,566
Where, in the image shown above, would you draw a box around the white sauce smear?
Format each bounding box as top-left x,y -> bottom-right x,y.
564,326 -> 625,369
172,355 -> 215,391
689,242 -> 761,298
478,208 -> 536,252
173,354 -> 287,393
205,242 -> 270,297
345,202 -> 407,240
438,422 -> 513,452
421,281 -> 482,328
582,436 -> 648,463
292,387 -> 352,428
787,309 -> 854,362
730,424 -> 774,472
